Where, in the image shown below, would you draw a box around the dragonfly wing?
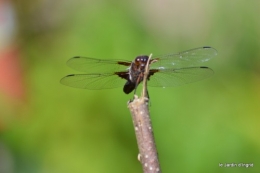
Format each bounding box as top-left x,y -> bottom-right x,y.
148,67 -> 214,87
150,47 -> 217,69
60,73 -> 128,89
67,56 -> 132,73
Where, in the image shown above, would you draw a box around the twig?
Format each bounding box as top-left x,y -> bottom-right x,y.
127,54 -> 161,173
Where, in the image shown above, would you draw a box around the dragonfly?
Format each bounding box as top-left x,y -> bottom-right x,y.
60,46 -> 217,94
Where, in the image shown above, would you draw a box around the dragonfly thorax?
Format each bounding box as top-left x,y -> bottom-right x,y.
128,55 -> 149,82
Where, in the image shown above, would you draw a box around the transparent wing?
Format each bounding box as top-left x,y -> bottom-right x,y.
60,73 -> 127,89
150,46 -> 217,69
66,56 -> 132,73
148,67 -> 213,87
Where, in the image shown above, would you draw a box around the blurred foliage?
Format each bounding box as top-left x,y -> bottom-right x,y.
0,0 -> 259,173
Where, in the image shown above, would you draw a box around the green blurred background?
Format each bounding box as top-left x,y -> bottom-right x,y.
0,0 -> 259,173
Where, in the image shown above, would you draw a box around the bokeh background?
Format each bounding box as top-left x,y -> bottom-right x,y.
0,0 -> 259,173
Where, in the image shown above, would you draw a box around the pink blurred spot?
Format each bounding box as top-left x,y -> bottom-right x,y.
0,46 -> 25,101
